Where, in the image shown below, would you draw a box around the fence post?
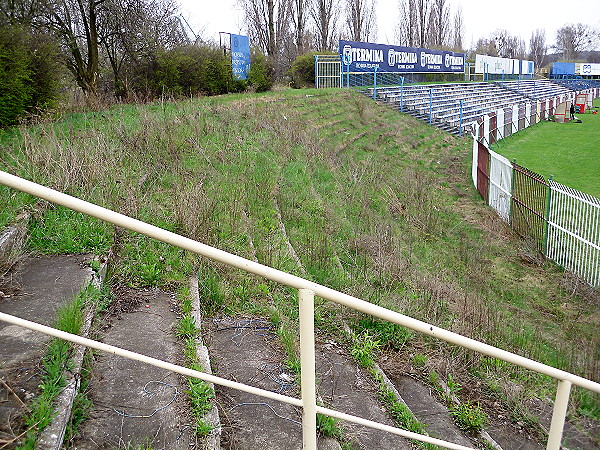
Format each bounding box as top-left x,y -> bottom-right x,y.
509,158 -> 517,226
298,289 -> 317,449
429,88 -> 433,124
543,175 -> 553,256
314,55 -> 319,89
459,99 -> 464,136
400,76 -> 404,112
346,63 -> 350,88
373,67 -> 378,100
547,379 -> 572,450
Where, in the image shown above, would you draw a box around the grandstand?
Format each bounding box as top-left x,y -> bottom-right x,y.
368,79 -> 582,136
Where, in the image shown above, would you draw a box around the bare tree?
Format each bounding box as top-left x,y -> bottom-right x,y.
452,5 -> 463,50
345,0 -> 376,42
471,37 -> 498,58
100,0 -> 185,98
311,0 -> 338,51
428,0 -> 449,48
41,0 -> 105,97
0,0 -> 40,25
239,0 -> 291,58
414,0 -> 429,47
398,0 -> 447,48
396,0 -> 416,46
528,29 -> 546,69
492,29 -> 526,58
291,0 -> 309,55
555,23 -> 595,60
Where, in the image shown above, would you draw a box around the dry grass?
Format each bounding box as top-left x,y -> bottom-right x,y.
1,89 -> 598,427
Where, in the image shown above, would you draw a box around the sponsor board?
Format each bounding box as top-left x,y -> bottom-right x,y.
231,34 -> 251,80
339,40 -> 464,73
475,54 -> 534,75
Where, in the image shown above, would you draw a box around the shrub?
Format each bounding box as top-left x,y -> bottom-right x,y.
289,51 -> 319,88
248,50 -> 273,92
130,44 -> 246,99
449,401 -> 488,432
0,26 -> 61,127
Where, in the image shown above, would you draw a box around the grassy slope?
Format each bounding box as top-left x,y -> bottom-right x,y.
493,98 -> 600,198
0,89 -> 598,425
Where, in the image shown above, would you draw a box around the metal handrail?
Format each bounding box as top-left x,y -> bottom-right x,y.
1,170 -> 598,449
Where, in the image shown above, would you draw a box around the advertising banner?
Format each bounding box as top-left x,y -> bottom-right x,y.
551,62 -> 575,75
475,54 -> 534,75
339,40 -> 465,73
577,63 -> 600,76
231,34 -> 251,80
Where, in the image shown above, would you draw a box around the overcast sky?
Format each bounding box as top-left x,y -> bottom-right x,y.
178,0 -> 600,51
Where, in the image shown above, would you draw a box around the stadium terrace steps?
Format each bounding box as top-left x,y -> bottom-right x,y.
368,80 -> 578,135
493,79 -> 574,100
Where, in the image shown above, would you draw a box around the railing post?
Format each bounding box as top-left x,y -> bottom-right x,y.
543,175 -> 553,257
298,288 -> 317,449
459,99 -> 464,136
429,88 -> 433,124
547,379 -> 572,450
400,76 -> 404,112
373,67 -> 378,99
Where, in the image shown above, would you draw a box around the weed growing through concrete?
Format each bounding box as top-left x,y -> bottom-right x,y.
350,332 -> 381,369
449,402 -> 488,433
18,283 -> 99,448
176,287 -> 215,437
376,382 -> 438,449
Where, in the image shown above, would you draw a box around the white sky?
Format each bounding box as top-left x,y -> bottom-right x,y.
178,0 -> 600,51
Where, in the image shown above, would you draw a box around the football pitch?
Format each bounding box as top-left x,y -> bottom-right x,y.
494,98 -> 600,198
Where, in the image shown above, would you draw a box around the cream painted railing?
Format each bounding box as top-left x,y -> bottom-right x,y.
0,170 -> 598,450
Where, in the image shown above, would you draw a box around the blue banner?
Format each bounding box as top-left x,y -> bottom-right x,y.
339,40 -> 464,73
231,34 -> 251,80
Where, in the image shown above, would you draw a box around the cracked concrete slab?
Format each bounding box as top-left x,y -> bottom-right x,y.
204,317 -> 411,449
0,255 -> 93,368
0,255 -> 93,445
70,289 -> 195,450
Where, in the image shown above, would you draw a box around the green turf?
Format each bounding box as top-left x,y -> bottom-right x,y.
493,98 -> 600,198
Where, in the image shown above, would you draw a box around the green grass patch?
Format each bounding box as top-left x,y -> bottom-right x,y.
18,283 -> 100,448
493,98 -> 600,197
176,288 -> 215,437
27,205 -> 112,255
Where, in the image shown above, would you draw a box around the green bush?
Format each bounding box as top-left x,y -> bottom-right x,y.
289,51 -> 319,88
131,44 -> 246,99
0,26 -> 61,127
248,50 -> 273,92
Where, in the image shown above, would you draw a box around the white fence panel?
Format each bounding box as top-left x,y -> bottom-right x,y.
547,181 -> 600,286
488,150 -> 512,222
315,56 -> 341,88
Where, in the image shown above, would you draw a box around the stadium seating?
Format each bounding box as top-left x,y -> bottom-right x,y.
368,79 -> 580,135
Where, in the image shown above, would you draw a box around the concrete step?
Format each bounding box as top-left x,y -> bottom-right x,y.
0,255 -> 93,446
204,316 -> 342,450
71,288 -> 196,449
